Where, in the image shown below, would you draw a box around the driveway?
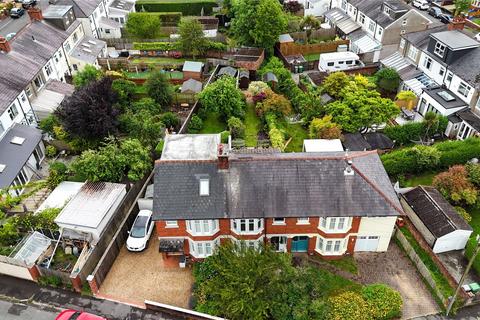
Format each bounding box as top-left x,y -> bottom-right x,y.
99,235 -> 194,309
354,242 -> 440,319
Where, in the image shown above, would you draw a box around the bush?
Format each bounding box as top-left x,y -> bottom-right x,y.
146,71 -> 174,107
160,112 -> 181,130
39,115 -> 60,136
188,114 -> 204,133
128,12 -> 181,27
384,122 -> 425,145
309,115 -> 342,139
433,165 -> 478,205
455,206 -> 472,222
155,139 -> 165,155
220,131 -> 230,143
375,68 -> 400,93
256,89 -> 292,117
135,0 -> 218,15
227,116 -> 245,139
45,145 -> 57,158
362,284 -> 402,320
466,163 -> 480,187
269,127 -> 284,150
132,42 -> 179,51
0,219 -> 21,247
327,291 -> 370,320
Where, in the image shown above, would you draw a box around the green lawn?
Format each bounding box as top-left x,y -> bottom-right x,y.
303,53 -> 321,62
131,57 -> 187,65
199,111 -> 227,134
125,71 -> 183,80
326,256 -> 358,275
403,172 -> 437,187
244,102 -> 261,147
279,120 -> 309,153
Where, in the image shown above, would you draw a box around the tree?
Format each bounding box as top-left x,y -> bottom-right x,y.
231,0 -> 287,55
159,112 -> 181,130
119,110 -> 164,147
433,165 -> 478,205
309,115 -> 342,139
256,89 -> 292,117
125,12 -> 161,39
199,76 -> 245,120
284,1 -> 303,14
396,90 -> 417,110
422,111 -> 441,141
178,18 -> 207,58
72,65 -> 102,88
145,71 -> 173,108
300,15 -> 320,42
130,97 -> 162,114
112,79 -> 137,109
322,72 -> 350,98
227,116 -> 245,139
375,68 -> 400,93
55,77 -> 120,140
454,0 -> 472,17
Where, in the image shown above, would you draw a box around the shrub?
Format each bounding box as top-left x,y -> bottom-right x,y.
455,206 -> 472,222
284,0 -> 303,13
188,114 -> 204,133
45,145 -> 57,158
436,138 -> 480,168
47,162 -> 68,190
466,163 -> 480,187
309,115 -> 342,139
375,68 -> 400,93
327,291 -> 370,320
220,131 -> 230,143
132,42 -> 179,51
256,89 -> 292,117
135,0 -> 218,15
362,284 -> 402,320
407,145 -> 440,172
269,127 -> 285,150
199,75 -> 245,120
155,139 -> 165,155
160,112 -> 181,130
227,116 -> 245,139
39,115 -> 60,136
384,122 -> 425,145
0,219 -> 21,247
145,71 -> 174,107
205,41 -> 227,51
247,81 -> 269,96
433,165 -> 478,205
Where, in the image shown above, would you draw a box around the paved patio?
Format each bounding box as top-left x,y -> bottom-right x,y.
98,235 -> 193,308
354,242 -> 441,319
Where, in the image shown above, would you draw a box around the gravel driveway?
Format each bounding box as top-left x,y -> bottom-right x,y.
354,242 -> 440,319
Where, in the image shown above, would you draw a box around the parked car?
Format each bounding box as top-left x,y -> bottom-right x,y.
21,0 -> 37,8
55,310 -> 107,320
475,33 -> 480,41
439,13 -> 453,24
428,6 -> 442,17
413,0 -> 429,10
126,209 -> 154,252
10,8 -> 25,18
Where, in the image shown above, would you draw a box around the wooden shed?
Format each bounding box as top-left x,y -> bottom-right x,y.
238,70 -> 250,89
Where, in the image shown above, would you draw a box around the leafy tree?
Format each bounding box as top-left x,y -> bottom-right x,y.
119,110 -> 164,147
39,114 -> 60,136
46,162 -> 68,190
454,0 -> 472,16
178,18 -> 207,59
300,15 -> 320,42
199,76 -> 245,120
125,12 -> 161,39
119,139 -> 153,181
284,1 -> 303,14
227,116 -> 245,139
130,97 -> 162,114
309,115 -> 342,139
145,71 -> 174,108
112,79 -> 137,109
433,165 -> 478,205
159,112 -> 181,130
55,77 -> 120,140
396,90 -> 417,110
322,72 -> 350,98
375,68 -> 400,93
256,89 -> 292,117
466,162 -> 480,187
72,65 -> 102,88
269,127 -> 285,150
188,114 -> 204,133
231,0 -> 287,55
422,111 -> 441,140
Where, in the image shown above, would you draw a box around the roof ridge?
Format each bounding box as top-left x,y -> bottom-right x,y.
351,164 -> 404,215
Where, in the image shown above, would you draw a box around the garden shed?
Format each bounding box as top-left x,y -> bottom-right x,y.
180,78 -> 202,94
35,181 -> 84,214
217,66 -> 237,78
401,186 -> 473,254
303,139 -> 343,152
238,70 -> 250,89
54,182 -> 126,244
182,61 -> 204,81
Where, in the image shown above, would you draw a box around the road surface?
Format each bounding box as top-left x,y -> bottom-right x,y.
0,299 -> 59,320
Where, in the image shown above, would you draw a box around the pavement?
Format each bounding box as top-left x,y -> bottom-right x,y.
0,0 -> 49,37
0,274 -> 179,320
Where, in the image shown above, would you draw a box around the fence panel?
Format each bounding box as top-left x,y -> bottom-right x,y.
38,265 -> 72,284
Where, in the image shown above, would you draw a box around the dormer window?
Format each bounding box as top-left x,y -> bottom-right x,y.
383,6 -> 391,15
434,42 -> 446,57
199,178 -> 209,196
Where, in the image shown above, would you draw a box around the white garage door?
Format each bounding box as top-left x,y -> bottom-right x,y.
355,236 -> 379,252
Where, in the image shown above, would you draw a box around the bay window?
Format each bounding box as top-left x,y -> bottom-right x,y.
189,240 -> 218,258
186,219 -> 219,236
231,218 -> 263,234
316,236 -> 347,255
319,217 -> 351,233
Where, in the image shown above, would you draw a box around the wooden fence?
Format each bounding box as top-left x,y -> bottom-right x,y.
277,39 -> 350,57
87,172 -> 153,294
289,29 -> 337,43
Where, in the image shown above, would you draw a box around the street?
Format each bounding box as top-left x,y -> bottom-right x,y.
0,0 -> 49,37
0,299 -> 59,320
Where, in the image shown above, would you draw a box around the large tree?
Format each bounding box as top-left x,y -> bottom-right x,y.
199,75 -> 245,120
55,77 -> 120,139
72,65 -> 102,88
125,12 -> 161,39
178,17 -> 207,58
145,71 -> 174,108
231,0 -> 287,55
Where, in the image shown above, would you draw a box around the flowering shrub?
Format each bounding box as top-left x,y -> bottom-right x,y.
327,291 -> 370,320
362,284 -> 402,320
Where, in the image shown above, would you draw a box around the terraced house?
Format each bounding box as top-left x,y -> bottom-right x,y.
153,134 -> 403,260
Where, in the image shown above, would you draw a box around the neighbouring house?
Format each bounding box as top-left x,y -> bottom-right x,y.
0,124 -> 45,196
69,36 -> 107,72
302,139 -> 344,152
327,0 -> 433,62
30,80 -> 75,120
180,78 -> 203,94
446,108 -> 480,140
284,0 -> 330,17
182,61 -> 204,81
401,186 -> 473,254
106,0 -> 135,34
152,134 -> 403,260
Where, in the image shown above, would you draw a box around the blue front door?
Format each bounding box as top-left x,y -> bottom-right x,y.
291,236 -> 309,252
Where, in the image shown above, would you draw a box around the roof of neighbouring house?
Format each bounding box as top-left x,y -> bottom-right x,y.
423,87 -> 467,109
324,7 -> 349,24
363,132 -> 395,150
0,19 -> 80,115
431,30 -> 480,51
342,133 -> 372,151
349,0 -> 408,28
455,108 -> 480,132
448,47 -> 480,90
42,5 -> 72,18
0,124 -> 43,189
402,25 -> 448,50
160,134 -> 221,160
54,182 -> 125,230
69,36 -> 106,64
35,181 -> 85,214
109,0 -> 135,12
55,0 -> 103,17
153,148 -> 403,220
303,139 -> 344,152
181,78 -> 203,93
182,61 -> 203,73
402,186 -> 472,238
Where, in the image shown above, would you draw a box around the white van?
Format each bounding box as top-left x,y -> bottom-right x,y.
413,0 -> 429,10
318,51 -> 362,72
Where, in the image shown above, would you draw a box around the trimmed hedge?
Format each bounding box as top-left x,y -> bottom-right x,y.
383,116 -> 448,146
128,12 -> 182,26
381,138 -> 480,176
133,42 -> 180,50
136,0 -> 218,15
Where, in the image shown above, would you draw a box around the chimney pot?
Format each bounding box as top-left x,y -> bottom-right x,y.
28,7 -> 43,21
0,36 -> 11,53
217,144 -> 229,170
448,19 -> 465,31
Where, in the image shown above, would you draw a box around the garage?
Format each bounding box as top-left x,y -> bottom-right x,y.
355,236 -> 379,251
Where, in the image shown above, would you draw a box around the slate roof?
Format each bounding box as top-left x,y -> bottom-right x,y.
0,19 -> 80,114
431,31 -> 480,50
423,87 -> 467,109
181,78 -> 203,93
364,132 -> 395,150
402,25 -> 448,50
455,108 -> 480,132
448,47 -> 480,89
153,151 -> 403,220
342,133 -> 372,151
402,186 -> 472,238
70,36 -> 105,63
217,66 -> 237,77
350,0 -> 407,28
0,124 -> 42,189
55,0 -> 103,17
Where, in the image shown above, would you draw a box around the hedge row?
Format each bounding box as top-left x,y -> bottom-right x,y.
381,138 -> 480,176
383,116 -> 448,146
136,0 -> 218,15
133,40 -> 227,51
128,12 -> 182,26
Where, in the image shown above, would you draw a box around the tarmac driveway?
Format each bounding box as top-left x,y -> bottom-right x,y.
354,242 -> 440,319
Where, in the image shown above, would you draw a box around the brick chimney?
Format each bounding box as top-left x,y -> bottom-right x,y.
0,36 -> 11,53
217,144 -> 229,170
448,18 -> 465,31
28,7 -> 43,21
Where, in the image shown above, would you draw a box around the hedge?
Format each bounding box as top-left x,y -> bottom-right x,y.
136,0 -> 218,15
381,138 -> 480,176
383,116 -> 448,146
128,12 -> 182,26
133,42 -> 180,51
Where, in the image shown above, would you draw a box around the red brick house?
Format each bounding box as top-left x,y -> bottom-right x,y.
153,134 -> 403,260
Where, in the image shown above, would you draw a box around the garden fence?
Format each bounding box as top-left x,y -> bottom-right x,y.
277,39 -> 349,57
289,29 -> 337,43
37,265 -> 72,286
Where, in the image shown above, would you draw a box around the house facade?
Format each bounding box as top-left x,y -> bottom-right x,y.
152,134 -> 403,260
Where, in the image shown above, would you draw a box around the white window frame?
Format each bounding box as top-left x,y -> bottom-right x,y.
445,71 -> 453,85
423,56 -> 432,70
368,21 -> 375,32
272,218 -> 286,225
318,217 -> 352,233
199,178 -> 209,196
434,42 -> 446,58
7,104 -> 19,121
316,236 -> 348,255
297,218 -> 310,225
44,62 -> 53,77
377,26 -> 383,36
407,46 -> 417,61
359,13 -> 365,24
189,240 -> 218,258
231,219 -> 264,235
399,38 -> 406,50
458,81 -> 471,98
165,220 -> 178,228
186,219 -> 219,236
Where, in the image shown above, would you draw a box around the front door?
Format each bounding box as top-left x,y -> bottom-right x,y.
271,236 -> 287,252
291,236 -> 309,252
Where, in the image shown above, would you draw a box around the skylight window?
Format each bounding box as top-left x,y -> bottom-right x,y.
0,164 -> 5,173
199,179 -> 209,196
10,136 -> 25,145
437,91 -> 455,102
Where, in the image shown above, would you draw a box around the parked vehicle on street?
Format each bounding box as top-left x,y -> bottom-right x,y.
9,8 -> 25,18
413,0 -> 429,10
126,209 -> 154,252
428,6 -> 442,17
21,0 -> 37,8
439,13 -> 453,24
475,33 -> 480,41
55,310 -> 107,320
